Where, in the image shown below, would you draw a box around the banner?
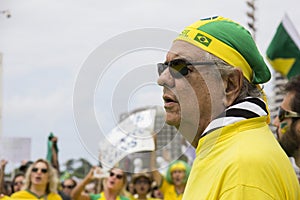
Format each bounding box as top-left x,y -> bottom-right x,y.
0,137 -> 31,163
99,108 -> 156,169
266,14 -> 300,79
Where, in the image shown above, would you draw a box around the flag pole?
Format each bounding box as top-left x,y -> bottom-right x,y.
246,0 -> 256,40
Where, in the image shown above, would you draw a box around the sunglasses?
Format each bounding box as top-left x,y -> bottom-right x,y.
62,185 -> 75,189
14,181 -> 24,186
157,59 -> 217,79
135,179 -> 150,184
109,171 -> 123,180
278,107 -> 300,122
32,167 -> 48,174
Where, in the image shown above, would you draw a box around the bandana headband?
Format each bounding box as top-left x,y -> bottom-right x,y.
174,16 -> 271,84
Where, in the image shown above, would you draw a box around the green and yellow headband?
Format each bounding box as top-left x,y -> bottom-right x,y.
175,16 -> 271,84
166,160 -> 191,184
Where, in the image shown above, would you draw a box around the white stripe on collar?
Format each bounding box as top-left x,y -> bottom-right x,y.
201,97 -> 268,136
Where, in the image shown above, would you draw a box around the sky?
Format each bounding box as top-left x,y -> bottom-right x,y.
0,0 -> 299,171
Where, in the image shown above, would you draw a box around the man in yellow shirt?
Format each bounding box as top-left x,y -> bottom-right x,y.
151,157 -> 190,200
157,16 -> 300,199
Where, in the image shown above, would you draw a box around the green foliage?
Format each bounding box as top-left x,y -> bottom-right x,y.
60,158 -> 92,180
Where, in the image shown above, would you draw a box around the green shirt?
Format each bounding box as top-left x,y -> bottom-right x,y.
90,192 -> 129,200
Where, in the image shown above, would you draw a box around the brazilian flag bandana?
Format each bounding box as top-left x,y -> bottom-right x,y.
175,16 -> 271,84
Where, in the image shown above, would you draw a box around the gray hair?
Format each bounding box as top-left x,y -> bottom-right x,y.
205,52 -> 262,103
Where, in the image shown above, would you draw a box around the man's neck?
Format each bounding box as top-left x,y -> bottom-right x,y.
175,184 -> 185,195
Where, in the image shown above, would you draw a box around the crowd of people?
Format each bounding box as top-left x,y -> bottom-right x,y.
1,15 -> 300,199
0,157 -> 191,200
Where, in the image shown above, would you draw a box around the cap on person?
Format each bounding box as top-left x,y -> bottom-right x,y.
132,172 -> 152,184
175,16 -> 271,84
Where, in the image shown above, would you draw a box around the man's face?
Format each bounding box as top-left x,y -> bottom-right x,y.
134,177 -> 151,195
274,92 -> 300,157
157,40 -> 226,146
171,170 -> 186,186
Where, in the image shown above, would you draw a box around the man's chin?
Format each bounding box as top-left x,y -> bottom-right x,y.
165,117 -> 180,128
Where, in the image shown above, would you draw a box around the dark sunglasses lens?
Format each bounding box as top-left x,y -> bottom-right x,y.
32,167 -> 47,173
32,168 -> 38,172
109,172 -> 123,180
170,59 -> 186,70
278,108 -> 285,122
157,63 -> 167,75
116,174 -> 123,179
63,185 -> 74,189
14,181 -> 23,186
169,59 -> 189,78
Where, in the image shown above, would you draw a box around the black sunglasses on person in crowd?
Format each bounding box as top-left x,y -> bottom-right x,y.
62,184 -> 75,189
109,171 -> 123,180
13,181 -> 24,186
31,167 -> 48,174
157,58 -> 217,79
278,107 -> 300,122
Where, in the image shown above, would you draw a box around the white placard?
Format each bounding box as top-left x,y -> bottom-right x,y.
0,137 -> 31,163
99,108 -> 156,168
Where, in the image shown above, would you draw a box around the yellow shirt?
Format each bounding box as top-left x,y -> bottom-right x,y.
160,178 -> 183,200
183,117 -> 300,200
11,190 -> 62,200
0,196 -> 11,200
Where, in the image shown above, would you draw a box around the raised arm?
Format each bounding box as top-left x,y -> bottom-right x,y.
71,167 -> 96,200
0,160 -> 7,195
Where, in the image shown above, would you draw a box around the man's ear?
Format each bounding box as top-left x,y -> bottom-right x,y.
223,68 -> 243,107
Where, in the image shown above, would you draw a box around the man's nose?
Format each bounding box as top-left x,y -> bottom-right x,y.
157,68 -> 175,88
272,115 -> 280,128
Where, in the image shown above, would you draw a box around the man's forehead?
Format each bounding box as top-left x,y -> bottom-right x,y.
167,40 -> 205,61
281,92 -> 295,110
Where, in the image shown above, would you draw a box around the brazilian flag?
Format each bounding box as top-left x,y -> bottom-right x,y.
266,14 -> 300,79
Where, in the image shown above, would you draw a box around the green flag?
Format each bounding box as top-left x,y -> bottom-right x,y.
46,132 -> 59,172
266,14 -> 300,79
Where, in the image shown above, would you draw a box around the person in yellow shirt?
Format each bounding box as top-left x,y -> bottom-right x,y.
129,172 -> 160,200
157,15 -> 300,199
10,158 -> 62,200
71,167 -> 129,200
151,157 -> 190,200
0,194 -> 11,200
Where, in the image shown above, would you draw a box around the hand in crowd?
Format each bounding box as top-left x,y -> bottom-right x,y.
0,160 -> 7,170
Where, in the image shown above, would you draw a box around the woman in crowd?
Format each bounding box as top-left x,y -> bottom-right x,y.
130,173 -> 161,200
11,173 -> 25,194
71,167 -> 129,200
10,158 -> 62,200
58,178 -> 77,200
